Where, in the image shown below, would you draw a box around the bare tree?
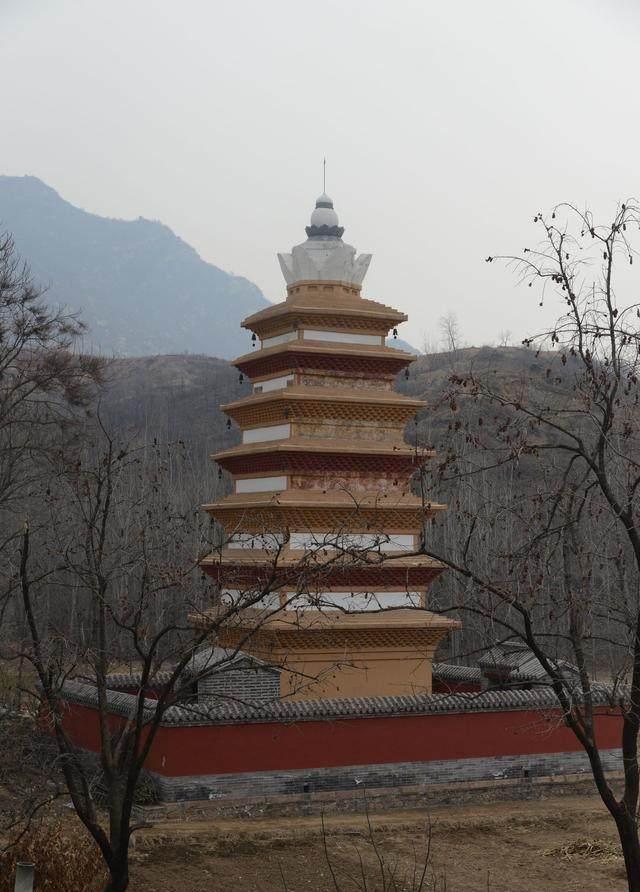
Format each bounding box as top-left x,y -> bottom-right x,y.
0,231 -> 104,846
12,415 -> 410,892
0,228 -> 103,675
13,422 -> 261,892
418,200 -> 640,891
0,231 -> 102,514
421,333 -> 440,357
438,311 -> 461,356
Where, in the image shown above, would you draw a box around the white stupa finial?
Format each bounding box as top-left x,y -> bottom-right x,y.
306,193 -> 343,238
277,192 -> 372,287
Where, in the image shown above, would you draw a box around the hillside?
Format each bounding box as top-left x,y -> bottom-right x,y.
101,345 -> 552,461
397,343 -> 553,449
101,353 -> 249,465
0,176 -> 269,359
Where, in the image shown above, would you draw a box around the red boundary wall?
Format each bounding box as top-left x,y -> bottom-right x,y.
59,701 -> 621,779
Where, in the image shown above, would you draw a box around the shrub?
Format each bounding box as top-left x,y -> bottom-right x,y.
132,770 -> 161,806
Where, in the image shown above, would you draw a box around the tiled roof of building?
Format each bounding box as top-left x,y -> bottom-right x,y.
477,643 -> 580,683
433,648 -> 581,687
188,645 -> 279,674
103,647 -> 280,692
104,670 -> 175,690
432,662 -> 483,682
60,679 -> 618,728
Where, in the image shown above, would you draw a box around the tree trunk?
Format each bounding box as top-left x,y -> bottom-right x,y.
101,779 -> 134,892
102,858 -> 129,892
615,810 -> 640,892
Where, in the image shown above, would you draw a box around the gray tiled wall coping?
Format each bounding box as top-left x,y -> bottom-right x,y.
57,680 -> 622,728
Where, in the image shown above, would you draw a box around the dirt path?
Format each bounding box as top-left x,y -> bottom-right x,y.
129,795 -> 628,891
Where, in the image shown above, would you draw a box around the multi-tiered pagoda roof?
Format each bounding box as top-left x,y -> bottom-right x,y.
198,193 -> 459,699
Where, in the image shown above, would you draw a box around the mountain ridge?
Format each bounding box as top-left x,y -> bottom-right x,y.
0,175 -> 270,359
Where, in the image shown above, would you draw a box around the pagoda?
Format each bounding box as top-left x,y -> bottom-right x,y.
198,193 -> 459,699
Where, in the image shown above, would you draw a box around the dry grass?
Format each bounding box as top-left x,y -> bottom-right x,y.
543,837 -> 622,865
0,820 -> 106,892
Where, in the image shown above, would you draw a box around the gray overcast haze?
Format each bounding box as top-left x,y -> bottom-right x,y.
2,0 -> 640,349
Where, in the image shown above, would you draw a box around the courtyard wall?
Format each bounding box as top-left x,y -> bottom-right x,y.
56,684 -> 622,803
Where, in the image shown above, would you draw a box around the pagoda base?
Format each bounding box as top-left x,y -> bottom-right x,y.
207,607 -> 460,701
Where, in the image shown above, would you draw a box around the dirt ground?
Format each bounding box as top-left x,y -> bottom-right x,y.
127,794 -> 628,892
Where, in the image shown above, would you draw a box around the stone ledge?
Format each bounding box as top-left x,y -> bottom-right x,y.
148,749 -> 622,803
139,767 -> 624,819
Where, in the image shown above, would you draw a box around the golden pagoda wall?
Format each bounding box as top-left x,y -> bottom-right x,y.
298,373 -> 394,390
287,473 -> 403,493
294,421 -> 403,442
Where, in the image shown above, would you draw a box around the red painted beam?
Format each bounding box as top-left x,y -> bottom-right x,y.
216,452 -> 417,477
236,351 -> 410,379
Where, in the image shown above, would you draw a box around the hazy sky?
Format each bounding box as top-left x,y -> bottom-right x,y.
2,0 -> 640,349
